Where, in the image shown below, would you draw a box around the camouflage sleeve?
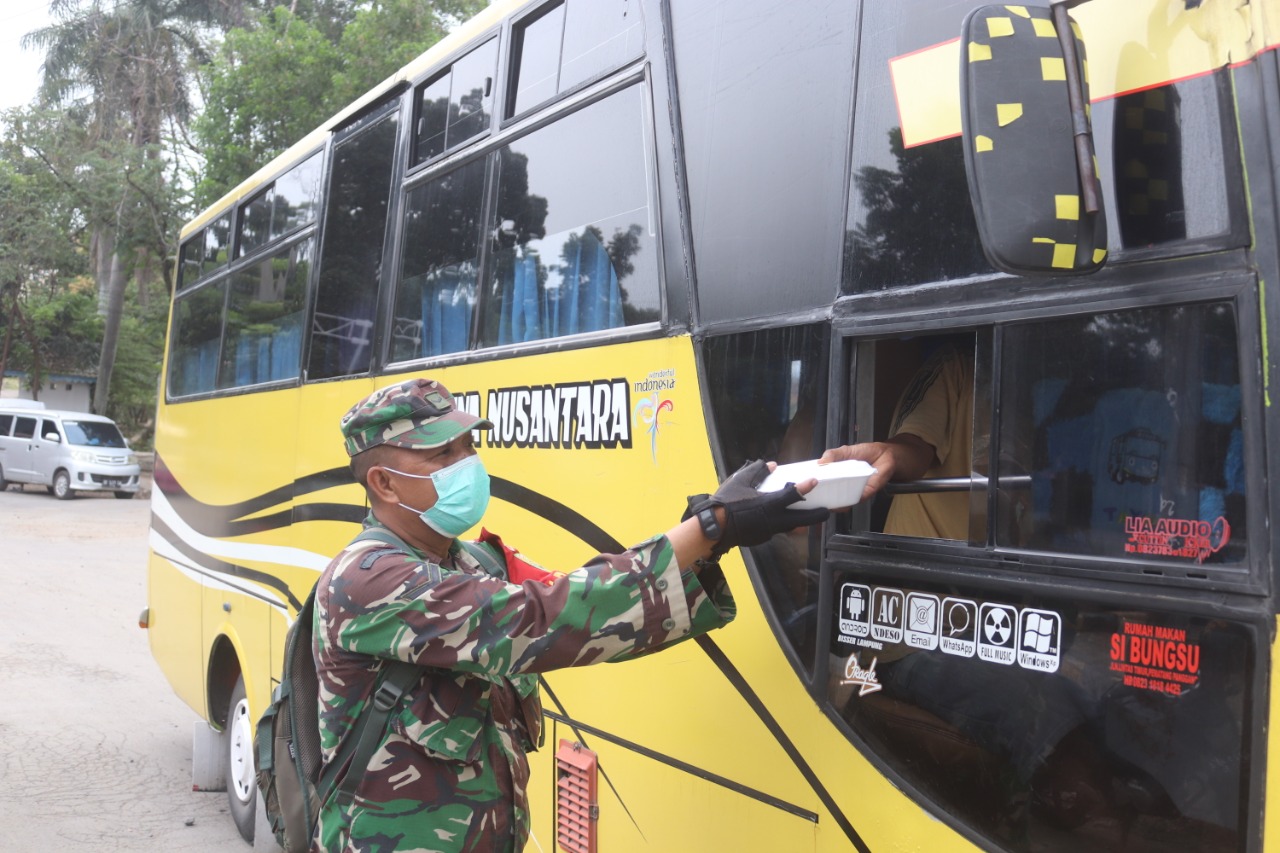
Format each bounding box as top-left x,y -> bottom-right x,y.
325,534 -> 735,679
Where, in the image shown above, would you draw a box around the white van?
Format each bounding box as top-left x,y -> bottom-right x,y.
0,406 -> 142,499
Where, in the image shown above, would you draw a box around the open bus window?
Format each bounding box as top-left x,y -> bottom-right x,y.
704,324 -> 829,675
997,302 -> 1246,567
169,281 -> 227,398
849,334 -> 978,542
478,84 -> 660,348
507,0 -> 644,119
413,38 -> 497,167
391,158 -> 486,363
218,238 -> 311,389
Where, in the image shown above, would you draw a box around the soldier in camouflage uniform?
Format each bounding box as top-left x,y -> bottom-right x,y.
312,377 -> 827,852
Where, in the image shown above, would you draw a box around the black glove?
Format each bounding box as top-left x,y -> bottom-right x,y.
686,460 -> 830,557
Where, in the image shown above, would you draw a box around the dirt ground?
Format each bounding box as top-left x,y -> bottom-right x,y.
0,483 -> 251,852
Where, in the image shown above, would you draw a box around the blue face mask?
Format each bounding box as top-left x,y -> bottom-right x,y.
384,454 -> 491,538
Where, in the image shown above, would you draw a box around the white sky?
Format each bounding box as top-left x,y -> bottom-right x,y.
0,3 -> 53,112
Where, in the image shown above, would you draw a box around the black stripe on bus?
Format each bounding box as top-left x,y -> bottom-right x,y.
540,702 -> 820,823
695,634 -> 868,851
155,453 -> 616,549
489,477 -> 621,554
152,457 -> 862,842
150,513 -> 303,611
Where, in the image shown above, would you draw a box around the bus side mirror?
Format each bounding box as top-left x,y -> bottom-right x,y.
960,3 -> 1106,275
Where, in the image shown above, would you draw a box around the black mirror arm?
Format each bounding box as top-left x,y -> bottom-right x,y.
1052,1 -> 1101,215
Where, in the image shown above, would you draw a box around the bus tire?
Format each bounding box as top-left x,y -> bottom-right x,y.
52,470 -> 74,500
227,676 -> 257,842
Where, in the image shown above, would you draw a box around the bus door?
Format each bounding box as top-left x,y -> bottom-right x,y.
822,304 -> 1261,852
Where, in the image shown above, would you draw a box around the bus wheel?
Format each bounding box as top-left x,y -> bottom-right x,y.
226,676 -> 257,842
52,470 -> 74,500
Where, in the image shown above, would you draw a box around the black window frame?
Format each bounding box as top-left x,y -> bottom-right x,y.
504,0 -> 646,125
177,211 -> 232,292
826,264 -> 1267,597
385,73 -> 665,371
410,36 -> 500,171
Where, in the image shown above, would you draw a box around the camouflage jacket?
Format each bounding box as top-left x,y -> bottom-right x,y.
311,518 -> 735,852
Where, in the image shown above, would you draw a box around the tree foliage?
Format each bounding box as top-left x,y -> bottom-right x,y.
2,0 -> 481,442
194,0 -> 484,207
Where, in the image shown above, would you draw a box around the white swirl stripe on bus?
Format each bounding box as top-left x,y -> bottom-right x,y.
149,485 -> 328,615
148,529 -> 286,604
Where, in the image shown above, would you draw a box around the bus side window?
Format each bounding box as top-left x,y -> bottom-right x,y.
219,239 -> 312,389
308,107 -> 399,381
478,84 -> 660,348
997,302 -> 1245,567
704,324 -> 829,674
413,38 -> 497,167
169,281 -> 228,398
390,158 -> 487,363
507,0 -> 644,119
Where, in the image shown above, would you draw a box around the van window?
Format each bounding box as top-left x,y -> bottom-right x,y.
13,417 -> 36,440
40,419 -> 60,441
0,414 -> 12,435
63,420 -> 127,448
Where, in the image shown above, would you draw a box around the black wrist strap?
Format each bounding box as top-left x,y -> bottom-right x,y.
695,506 -> 723,541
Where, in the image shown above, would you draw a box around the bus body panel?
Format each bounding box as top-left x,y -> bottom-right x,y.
147,0 -> 1280,849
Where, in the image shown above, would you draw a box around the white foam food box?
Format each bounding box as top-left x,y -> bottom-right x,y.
758,458 -> 876,509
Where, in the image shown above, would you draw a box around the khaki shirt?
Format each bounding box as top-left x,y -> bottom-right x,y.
884,347 -> 974,540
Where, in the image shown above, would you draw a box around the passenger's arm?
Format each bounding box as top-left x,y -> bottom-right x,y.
820,434 -> 938,503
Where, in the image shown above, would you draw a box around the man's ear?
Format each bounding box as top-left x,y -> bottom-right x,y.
365,465 -> 399,504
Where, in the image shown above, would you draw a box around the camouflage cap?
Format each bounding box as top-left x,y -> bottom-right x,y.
341,378 -> 491,456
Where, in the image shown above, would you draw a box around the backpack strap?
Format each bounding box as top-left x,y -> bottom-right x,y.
311,528 -> 422,812
316,526 -> 494,811
459,538 -> 508,580
323,660 -> 419,811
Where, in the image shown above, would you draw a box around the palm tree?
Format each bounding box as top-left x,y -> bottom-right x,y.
23,0 -> 217,413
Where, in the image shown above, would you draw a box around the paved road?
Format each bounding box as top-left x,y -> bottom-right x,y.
0,484 -> 251,852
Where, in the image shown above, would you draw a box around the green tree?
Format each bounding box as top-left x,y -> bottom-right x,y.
23,0 -> 211,414
0,107 -> 93,396
194,0 -> 485,206
193,7 -> 339,206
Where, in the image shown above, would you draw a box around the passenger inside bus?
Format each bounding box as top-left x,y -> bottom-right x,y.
821,334 -> 975,539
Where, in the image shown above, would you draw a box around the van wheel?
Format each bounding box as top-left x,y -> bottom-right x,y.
0,465 -> 7,490
52,470 -> 74,500
227,676 -> 257,842
113,491 -> 134,500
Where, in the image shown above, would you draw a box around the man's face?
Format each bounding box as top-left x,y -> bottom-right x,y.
379,433 -> 478,511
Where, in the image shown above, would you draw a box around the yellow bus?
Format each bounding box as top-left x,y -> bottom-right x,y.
145,1 -> 1280,850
